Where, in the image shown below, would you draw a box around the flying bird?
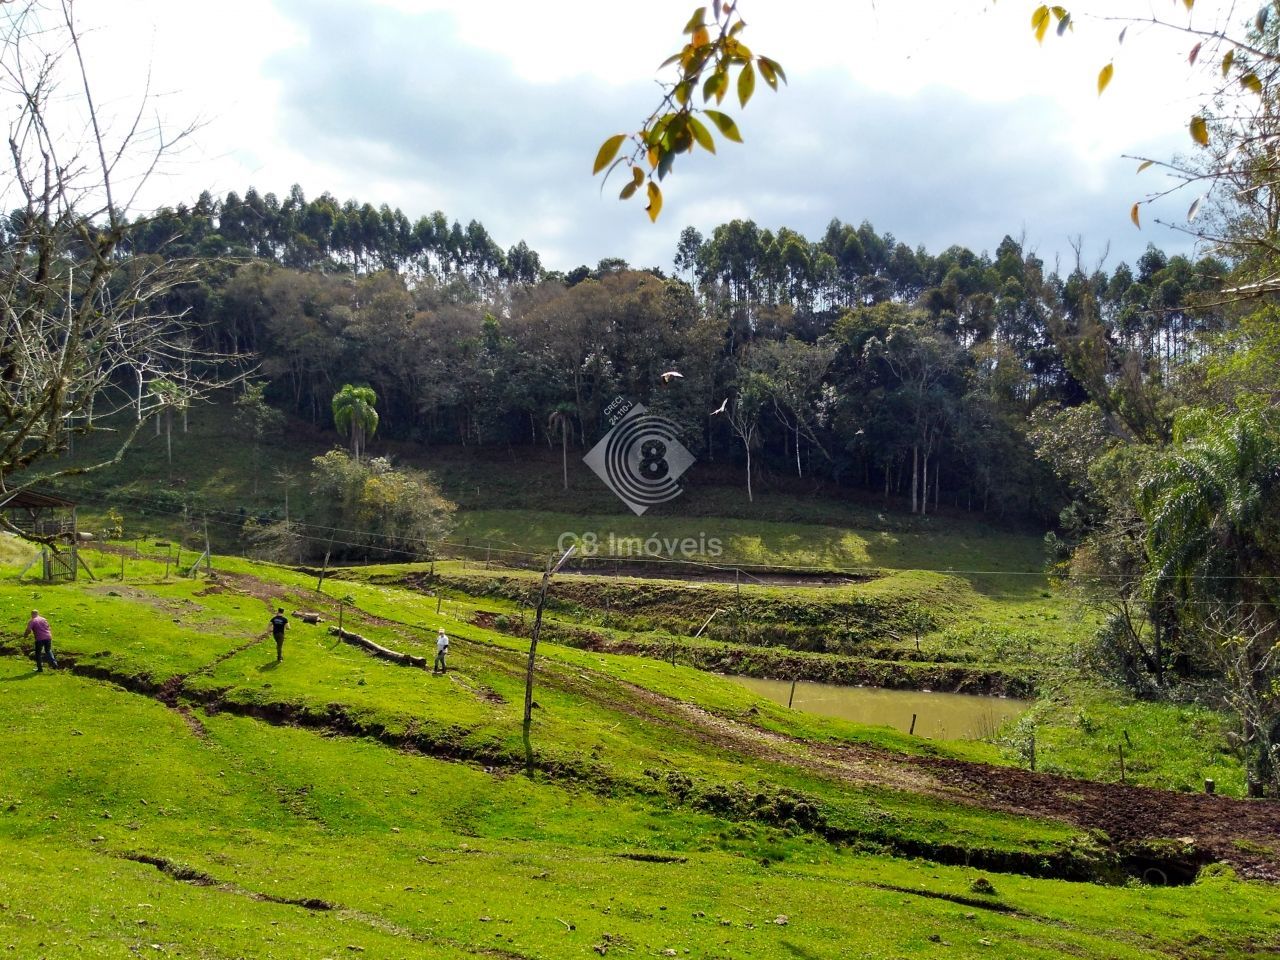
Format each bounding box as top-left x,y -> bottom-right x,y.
660,370 -> 684,383
711,398 -> 728,416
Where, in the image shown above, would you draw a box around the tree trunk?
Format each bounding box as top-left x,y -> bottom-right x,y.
911,444 -> 919,514
921,450 -> 929,517
561,427 -> 568,490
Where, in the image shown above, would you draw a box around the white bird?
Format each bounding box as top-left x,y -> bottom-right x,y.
660,370 -> 684,383
711,398 -> 728,416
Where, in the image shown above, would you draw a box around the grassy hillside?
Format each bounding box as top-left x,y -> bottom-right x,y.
1,550 -> 1279,957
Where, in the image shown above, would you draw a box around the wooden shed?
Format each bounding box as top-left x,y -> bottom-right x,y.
0,489 -> 84,581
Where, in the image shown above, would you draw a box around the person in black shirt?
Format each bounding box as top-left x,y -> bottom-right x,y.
270,608 -> 288,662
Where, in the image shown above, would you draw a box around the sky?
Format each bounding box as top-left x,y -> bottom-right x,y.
61,0 -> 1245,275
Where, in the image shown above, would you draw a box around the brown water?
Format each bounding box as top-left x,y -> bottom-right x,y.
731,676 -> 1028,740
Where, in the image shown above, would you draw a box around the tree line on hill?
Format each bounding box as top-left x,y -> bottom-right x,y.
99,181 -> 1280,792
106,185 -> 1225,525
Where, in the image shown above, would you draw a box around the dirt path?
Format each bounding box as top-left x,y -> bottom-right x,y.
666,700 -> 1280,881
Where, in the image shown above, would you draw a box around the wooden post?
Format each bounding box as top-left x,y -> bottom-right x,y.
1029,733 -> 1036,772
436,593 -> 443,615
524,547 -> 574,727
1118,743 -> 1126,784
1204,778 -> 1216,795
203,518 -> 211,574
317,546 -> 331,592
525,561 -> 553,725
788,679 -> 797,709
485,541 -> 491,569
670,640 -> 676,666
119,553 -> 126,580
909,713 -> 917,735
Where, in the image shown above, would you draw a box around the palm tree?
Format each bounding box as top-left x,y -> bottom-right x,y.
548,405 -> 575,491
1140,405 -> 1280,606
332,384 -> 379,461
1139,404 -> 1280,791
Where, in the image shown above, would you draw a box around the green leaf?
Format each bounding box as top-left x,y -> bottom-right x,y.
683,6 -> 707,35
702,70 -> 725,103
593,134 -> 627,175
1097,62 -> 1114,95
737,61 -> 756,107
1189,115 -> 1209,146
1130,202 -> 1141,228
704,109 -> 743,143
620,180 -> 640,200
646,181 -> 663,222
688,115 -> 716,153
1031,5 -> 1051,43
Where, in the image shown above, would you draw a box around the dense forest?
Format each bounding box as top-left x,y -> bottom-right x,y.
108,185 -> 1225,524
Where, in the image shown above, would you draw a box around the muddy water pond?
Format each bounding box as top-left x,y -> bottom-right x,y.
731,676 -> 1029,740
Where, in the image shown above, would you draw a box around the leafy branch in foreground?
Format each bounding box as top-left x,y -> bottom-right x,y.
593,2 -> 785,221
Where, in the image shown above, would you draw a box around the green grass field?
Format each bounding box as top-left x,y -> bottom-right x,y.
1,551 -> 1278,957
8,403 -> 1270,955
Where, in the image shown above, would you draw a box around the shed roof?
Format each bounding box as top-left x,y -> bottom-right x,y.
0,489 -> 77,511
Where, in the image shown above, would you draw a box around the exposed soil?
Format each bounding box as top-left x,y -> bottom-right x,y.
577,634 -> 1037,698
557,563 -> 870,588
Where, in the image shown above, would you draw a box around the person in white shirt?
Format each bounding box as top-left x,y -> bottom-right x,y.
433,628 -> 449,674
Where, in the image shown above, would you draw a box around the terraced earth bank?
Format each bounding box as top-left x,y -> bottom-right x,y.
1,550 -> 1277,958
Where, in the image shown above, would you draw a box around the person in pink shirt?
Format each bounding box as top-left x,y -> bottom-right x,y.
23,609 -> 58,672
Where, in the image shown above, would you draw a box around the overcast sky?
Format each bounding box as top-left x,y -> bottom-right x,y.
71,0 -> 1242,275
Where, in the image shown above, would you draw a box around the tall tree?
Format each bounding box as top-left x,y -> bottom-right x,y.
332,384 -> 380,461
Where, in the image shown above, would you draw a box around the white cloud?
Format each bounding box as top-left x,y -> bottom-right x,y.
63,0 -> 1237,272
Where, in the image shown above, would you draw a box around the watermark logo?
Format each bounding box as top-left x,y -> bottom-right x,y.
583,396 -> 695,515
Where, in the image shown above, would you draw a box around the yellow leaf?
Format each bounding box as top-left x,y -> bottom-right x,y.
704,109 -> 743,143
738,61 -> 755,108
632,166 -> 645,187
646,181 -> 663,222
593,134 -> 627,175
692,25 -> 710,48
688,116 -> 716,153
1031,5 -> 1051,43
1189,115 -> 1209,146
1097,62 -> 1114,96
1222,48 -> 1234,77
1241,72 -> 1263,95
620,181 -> 639,200
1136,159 -> 1154,173
1183,0 -> 1194,9
1130,202 -> 1141,228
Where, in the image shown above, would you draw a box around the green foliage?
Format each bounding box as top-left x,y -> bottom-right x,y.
306,451 -> 455,562
331,383 -> 380,460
